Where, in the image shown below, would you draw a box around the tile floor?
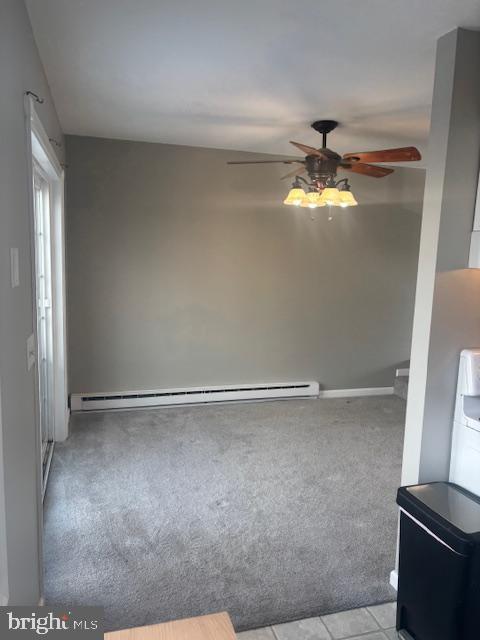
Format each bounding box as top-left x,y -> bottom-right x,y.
237,603 -> 398,640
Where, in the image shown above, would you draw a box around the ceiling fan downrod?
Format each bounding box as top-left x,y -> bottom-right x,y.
310,120 -> 339,148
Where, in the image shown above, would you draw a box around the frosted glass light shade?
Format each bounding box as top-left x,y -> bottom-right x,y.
339,190 -> 358,207
301,191 -> 325,208
284,187 -> 305,206
319,187 -> 341,206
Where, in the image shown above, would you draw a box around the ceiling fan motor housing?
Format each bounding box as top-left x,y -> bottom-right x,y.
305,153 -> 340,183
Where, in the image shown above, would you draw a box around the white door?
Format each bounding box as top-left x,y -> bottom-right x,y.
33,162 -> 55,489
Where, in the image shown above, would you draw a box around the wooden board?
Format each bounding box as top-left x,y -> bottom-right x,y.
104,612 -> 236,640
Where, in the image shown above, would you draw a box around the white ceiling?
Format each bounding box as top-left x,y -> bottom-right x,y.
26,0 -> 480,159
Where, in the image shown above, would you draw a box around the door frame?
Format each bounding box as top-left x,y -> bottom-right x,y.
32,159 -> 56,482
25,95 -> 67,602
26,97 -> 68,446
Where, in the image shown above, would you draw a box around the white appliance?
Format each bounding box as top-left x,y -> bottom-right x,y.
449,349 -> 480,496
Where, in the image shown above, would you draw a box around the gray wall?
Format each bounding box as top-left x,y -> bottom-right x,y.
402,28 -> 480,485
66,135 -> 424,394
0,0 -> 64,604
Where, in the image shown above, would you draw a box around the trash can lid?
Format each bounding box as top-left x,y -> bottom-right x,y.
404,482 -> 480,534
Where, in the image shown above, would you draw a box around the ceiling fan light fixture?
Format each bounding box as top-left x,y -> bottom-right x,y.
319,187 -> 341,207
337,181 -> 358,207
283,187 -> 306,206
338,189 -> 358,207
301,191 -> 325,208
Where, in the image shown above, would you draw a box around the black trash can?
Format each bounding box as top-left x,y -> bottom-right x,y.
396,482 -> 480,640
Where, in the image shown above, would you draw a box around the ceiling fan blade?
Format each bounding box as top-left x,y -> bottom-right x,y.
281,164 -> 307,180
227,160 -> 302,165
343,146 -> 421,163
290,141 -> 327,159
342,162 -> 394,178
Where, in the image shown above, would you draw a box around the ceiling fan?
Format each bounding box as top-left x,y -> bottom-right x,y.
227,120 -> 421,209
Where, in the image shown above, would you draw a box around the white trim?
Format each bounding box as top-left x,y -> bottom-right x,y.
318,386 -> 394,399
395,368 -> 410,377
41,443 -> 55,501
30,108 -> 62,178
389,569 -> 398,591
71,381 -> 320,412
27,97 -> 68,443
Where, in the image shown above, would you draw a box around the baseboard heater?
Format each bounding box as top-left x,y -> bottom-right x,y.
70,381 -> 320,412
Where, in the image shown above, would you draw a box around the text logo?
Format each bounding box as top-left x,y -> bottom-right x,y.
0,606 -> 103,639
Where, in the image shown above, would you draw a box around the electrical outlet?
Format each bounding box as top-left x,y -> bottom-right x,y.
27,334 -> 35,371
10,248 -> 19,288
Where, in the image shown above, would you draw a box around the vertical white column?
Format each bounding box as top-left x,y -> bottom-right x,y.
401,28 -> 480,486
